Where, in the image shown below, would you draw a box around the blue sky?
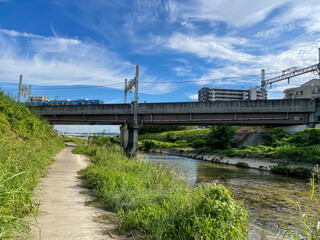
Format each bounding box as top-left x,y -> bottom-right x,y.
0,0 -> 320,132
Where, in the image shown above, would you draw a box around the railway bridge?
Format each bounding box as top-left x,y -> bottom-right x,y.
34,99 -> 320,154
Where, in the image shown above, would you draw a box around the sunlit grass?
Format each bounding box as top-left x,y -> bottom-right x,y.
76,143 -> 249,239
0,91 -> 64,238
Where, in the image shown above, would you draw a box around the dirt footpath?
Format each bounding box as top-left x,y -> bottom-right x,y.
29,146 -> 127,240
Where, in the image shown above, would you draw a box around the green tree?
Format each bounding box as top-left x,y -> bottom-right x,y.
206,123 -> 235,149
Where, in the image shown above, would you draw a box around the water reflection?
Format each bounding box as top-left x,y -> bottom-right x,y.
143,154 -> 199,185
140,153 -> 314,240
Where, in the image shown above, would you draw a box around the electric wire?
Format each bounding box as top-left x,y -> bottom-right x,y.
0,72 -> 278,91
0,69 -> 306,95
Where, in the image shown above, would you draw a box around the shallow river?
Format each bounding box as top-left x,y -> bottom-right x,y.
140,153 -> 318,240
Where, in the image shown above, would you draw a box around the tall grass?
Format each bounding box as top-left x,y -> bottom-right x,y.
75,144 -> 248,239
0,91 -> 64,238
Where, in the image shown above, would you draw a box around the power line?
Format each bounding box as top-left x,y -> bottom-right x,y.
0,70 -> 289,93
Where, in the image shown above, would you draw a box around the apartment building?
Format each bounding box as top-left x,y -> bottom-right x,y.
283,79 -> 320,99
198,87 -> 266,102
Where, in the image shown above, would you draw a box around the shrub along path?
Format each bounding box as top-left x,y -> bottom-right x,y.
29,145 -> 127,240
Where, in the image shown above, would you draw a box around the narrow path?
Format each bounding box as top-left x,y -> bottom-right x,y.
29,146 -> 124,240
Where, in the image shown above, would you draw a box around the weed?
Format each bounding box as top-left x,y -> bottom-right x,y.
0,91 -> 63,237
76,144 -> 249,239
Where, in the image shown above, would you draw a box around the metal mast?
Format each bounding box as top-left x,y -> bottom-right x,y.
17,74 -> 32,102
124,65 -> 139,124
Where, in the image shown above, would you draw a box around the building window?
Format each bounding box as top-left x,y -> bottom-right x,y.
313,86 -> 319,94
296,91 -> 303,96
287,93 -> 294,99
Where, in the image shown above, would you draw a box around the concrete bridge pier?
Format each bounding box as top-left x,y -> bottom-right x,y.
120,123 -> 139,156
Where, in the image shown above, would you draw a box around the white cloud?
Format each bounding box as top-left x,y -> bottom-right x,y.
197,65 -> 260,88
258,40 -> 320,72
166,33 -> 253,62
168,0 -> 320,37
255,24 -> 297,39
271,1 -> 320,33
169,0 -> 287,27
188,93 -> 198,100
196,40 -> 320,98
0,29 -> 43,39
0,29 -> 173,94
173,66 -> 192,77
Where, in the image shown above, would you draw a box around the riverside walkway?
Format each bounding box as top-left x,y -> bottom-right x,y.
29,144 -> 129,240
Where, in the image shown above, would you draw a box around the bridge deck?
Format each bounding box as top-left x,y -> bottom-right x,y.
33,99 -> 319,126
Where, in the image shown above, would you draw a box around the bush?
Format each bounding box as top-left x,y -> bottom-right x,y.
191,139 -> 206,149
206,123 -> 236,150
165,131 -> 177,143
89,133 -> 119,146
142,139 -> 158,150
289,129 -> 320,146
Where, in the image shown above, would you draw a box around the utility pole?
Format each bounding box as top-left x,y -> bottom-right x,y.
124,65 -> 139,124
17,74 -> 32,102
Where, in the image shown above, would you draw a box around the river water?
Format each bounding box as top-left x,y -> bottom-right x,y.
140,153 -> 318,240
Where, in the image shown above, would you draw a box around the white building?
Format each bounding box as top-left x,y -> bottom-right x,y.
283,79 -> 320,99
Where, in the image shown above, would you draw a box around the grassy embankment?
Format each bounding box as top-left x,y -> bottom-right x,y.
0,91 -> 64,238
139,126 -> 320,178
73,136 -> 248,239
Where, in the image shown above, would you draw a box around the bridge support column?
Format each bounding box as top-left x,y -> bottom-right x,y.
120,123 -> 139,156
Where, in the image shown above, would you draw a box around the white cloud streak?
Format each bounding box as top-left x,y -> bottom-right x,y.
169,0 -> 287,27
168,0 -> 320,35
0,29 -> 173,94
166,33 -> 253,62
188,93 -> 198,100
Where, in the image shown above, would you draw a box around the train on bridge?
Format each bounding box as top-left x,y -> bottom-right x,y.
26,96 -> 104,106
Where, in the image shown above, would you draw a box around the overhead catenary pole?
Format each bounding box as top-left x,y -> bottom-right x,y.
28,85 -> 32,101
124,65 -> 140,123
260,69 -> 266,99
262,48 -> 320,89
17,74 -> 32,102
134,65 -> 139,124
124,79 -> 127,103
18,74 -> 23,102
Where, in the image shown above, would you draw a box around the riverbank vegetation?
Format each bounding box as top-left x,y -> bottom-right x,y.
140,125 -> 241,150
140,125 -> 320,165
0,91 -> 64,238
74,136 -> 248,239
